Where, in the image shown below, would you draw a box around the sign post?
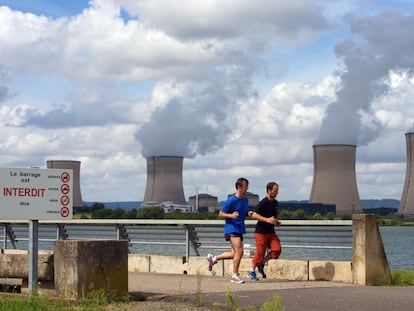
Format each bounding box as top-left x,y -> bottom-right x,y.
0,167 -> 73,294
28,219 -> 39,294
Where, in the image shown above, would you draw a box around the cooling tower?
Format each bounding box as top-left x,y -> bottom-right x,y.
309,144 -> 362,215
143,156 -> 186,205
398,132 -> 414,216
46,160 -> 83,208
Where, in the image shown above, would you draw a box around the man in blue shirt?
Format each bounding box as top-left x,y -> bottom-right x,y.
207,177 -> 251,284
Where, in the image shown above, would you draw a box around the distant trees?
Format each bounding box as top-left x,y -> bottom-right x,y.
164,211 -> 218,220
75,204 -> 374,221
136,206 -> 165,219
74,202 -> 138,219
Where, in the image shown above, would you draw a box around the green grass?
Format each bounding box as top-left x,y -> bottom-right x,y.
390,269 -> 414,286
211,288 -> 284,311
378,269 -> 414,286
0,291 -> 286,311
0,295 -> 74,311
0,289 -> 130,311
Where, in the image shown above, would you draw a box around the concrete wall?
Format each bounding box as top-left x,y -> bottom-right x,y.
0,250 -> 352,283
128,254 -> 352,282
0,249 -> 54,281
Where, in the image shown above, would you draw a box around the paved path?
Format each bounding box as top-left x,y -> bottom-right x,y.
129,272 -> 414,310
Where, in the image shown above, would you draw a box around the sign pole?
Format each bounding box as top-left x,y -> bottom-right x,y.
28,219 -> 39,295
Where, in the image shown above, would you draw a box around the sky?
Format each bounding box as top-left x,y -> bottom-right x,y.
1,0 -> 414,203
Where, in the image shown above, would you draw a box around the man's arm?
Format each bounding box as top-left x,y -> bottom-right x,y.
251,211 -> 280,226
219,210 -> 239,219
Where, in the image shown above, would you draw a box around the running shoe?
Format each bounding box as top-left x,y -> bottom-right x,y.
247,271 -> 259,281
230,273 -> 245,284
258,264 -> 267,278
206,253 -> 216,271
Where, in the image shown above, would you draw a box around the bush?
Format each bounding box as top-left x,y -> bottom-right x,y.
391,269 -> 414,286
136,206 -> 165,219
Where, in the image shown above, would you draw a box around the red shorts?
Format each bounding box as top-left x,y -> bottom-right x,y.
252,232 -> 282,266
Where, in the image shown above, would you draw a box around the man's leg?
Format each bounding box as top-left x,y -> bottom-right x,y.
228,236 -> 245,283
248,233 -> 266,280
269,233 -> 282,260
207,247 -> 237,271
230,236 -> 244,275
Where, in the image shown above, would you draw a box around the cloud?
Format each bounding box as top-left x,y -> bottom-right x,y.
121,0 -> 329,43
21,85 -> 143,128
135,73 -> 247,158
0,65 -> 14,102
316,9 -> 414,145
128,0 -> 331,158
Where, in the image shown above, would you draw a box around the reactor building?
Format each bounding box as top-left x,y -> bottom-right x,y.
309,144 -> 362,215
398,132 -> 414,217
143,156 -> 186,205
46,160 -> 83,208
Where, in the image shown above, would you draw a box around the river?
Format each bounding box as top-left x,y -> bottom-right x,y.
380,226 -> 414,271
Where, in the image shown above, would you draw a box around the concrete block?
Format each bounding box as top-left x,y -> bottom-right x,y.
128,254 -> 150,272
217,257 -> 253,277
265,259 -> 308,280
186,256 -> 224,276
352,214 -> 392,285
309,260 -> 352,283
54,240 -> 128,299
0,249 -> 54,281
148,255 -> 185,274
238,257 -> 253,276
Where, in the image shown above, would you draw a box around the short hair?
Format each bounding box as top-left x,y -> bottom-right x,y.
235,177 -> 249,189
266,182 -> 279,193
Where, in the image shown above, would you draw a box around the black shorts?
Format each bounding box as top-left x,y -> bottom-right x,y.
225,232 -> 243,242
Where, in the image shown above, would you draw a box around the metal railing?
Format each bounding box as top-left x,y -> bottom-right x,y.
1,219 -> 353,261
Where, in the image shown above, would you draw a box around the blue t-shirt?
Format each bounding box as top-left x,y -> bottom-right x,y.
220,194 -> 249,235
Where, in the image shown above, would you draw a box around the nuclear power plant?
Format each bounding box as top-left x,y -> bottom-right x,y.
46,160 -> 83,208
309,144 -> 362,215
143,156 -> 186,205
398,132 -> 414,216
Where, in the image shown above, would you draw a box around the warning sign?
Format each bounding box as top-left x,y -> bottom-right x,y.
0,167 -> 73,220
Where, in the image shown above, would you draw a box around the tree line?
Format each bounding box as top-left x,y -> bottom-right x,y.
74,203 -> 413,224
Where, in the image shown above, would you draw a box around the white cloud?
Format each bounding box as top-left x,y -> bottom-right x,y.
0,0 -> 413,203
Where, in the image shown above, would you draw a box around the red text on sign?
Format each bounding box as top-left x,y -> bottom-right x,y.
3,187 -> 46,197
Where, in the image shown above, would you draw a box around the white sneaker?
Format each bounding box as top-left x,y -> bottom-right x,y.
207,253 -> 216,271
230,273 -> 245,284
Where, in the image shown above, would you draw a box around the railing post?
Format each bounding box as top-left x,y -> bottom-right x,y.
185,227 -> 190,262
2,225 -> 6,249
183,224 -> 200,261
3,223 -> 18,249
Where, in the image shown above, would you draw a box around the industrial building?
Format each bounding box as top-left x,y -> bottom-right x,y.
188,193 -> 219,212
309,144 -> 362,215
398,132 -> 414,217
143,156 -> 186,205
